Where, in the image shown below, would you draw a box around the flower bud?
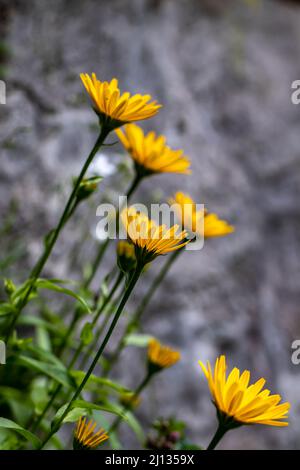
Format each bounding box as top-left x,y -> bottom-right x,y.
117,241 -> 137,275
4,278 -> 16,296
75,176 -> 102,203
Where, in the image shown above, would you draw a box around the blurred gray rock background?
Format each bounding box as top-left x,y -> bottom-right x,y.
1,0 -> 300,449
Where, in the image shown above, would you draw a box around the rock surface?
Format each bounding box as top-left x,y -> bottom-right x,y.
1,0 -> 300,449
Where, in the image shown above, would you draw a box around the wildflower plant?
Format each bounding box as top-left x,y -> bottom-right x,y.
80,74 -> 161,130
0,70 -> 290,453
115,124 -> 191,177
200,356 -> 290,449
73,417 -> 109,450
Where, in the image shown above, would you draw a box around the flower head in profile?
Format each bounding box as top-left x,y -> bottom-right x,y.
148,338 -> 181,374
73,417 -> 109,450
80,73 -> 161,130
121,207 -> 188,264
115,124 -> 191,177
171,192 -> 234,239
199,355 -> 290,428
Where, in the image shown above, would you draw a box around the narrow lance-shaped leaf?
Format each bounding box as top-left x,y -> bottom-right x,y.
51,399 -> 126,430
0,418 -> 41,449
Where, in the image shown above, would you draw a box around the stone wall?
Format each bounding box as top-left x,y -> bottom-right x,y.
1,0 -> 300,449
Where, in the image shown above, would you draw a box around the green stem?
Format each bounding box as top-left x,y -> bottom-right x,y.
83,238 -> 110,289
125,172 -> 141,200
4,128 -> 110,342
84,172 -> 142,289
104,248 -> 182,376
132,249 -> 182,324
32,271 -> 124,432
109,373 -> 152,434
38,263 -> 143,449
57,266 -> 118,362
56,308 -> 81,357
206,423 -> 228,450
62,171 -> 141,354
79,285 -> 124,371
72,270 -> 124,369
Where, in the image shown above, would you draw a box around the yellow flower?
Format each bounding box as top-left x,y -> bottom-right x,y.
80,73 -> 161,129
115,124 -> 191,176
171,192 -> 234,238
121,207 -> 188,264
73,417 -> 109,450
199,355 -> 290,427
148,338 -> 181,373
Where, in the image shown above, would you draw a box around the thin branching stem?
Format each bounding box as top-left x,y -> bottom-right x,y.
4,128 -> 110,342
38,263 -> 144,449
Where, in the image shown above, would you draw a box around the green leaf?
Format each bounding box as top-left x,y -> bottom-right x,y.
121,409 -> 144,442
11,279 -> 32,304
0,302 -> 16,317
11,354 -> 74,388
18,315 -> 65,337
71,371 -> 131,395
42,278 -> 78,286
3,278 -> 16,296
93,412 -> 122,449
52,400 -> 126,429
178,442 -> 203,450
30,378 -> 51,416
35,279 -> 91,314
36,325 -> 51,351
67,407 -> 91,423
0,434 -> 21,450
100,280 -> 109,298
80,322 -> 94,345
38,421 -> 63,449
25,344 -> 67,369
0,418 -> 41,449
0,387 -> 32,424
124,333 -> 153,347
108,402 -> 144,443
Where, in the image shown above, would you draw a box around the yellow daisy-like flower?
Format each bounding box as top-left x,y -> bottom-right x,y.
121,207 -> 188,264
171,192 -> 234,238
80,73 -> 161,129
115,124 -> 191,176
148,338 -> 181,373
199,355 -> 290,427
73,417 -> 109,450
